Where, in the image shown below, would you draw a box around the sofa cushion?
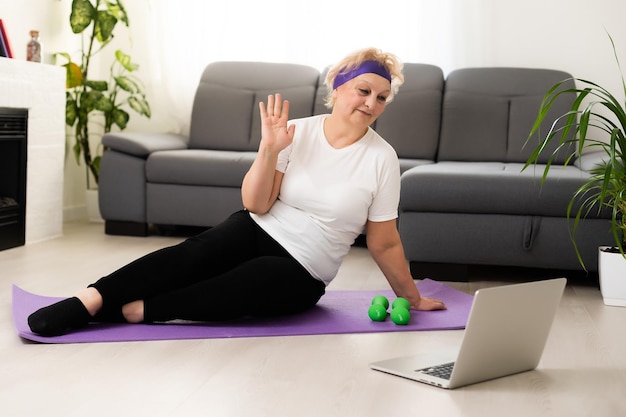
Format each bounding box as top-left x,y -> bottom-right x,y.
437,67 -> 576,164
146,149 -> 257,187
399,159 -> 435,173
436,91 -> 509,161
374,63 -> 444,163
189,85 -> 254,151
400,162 -> 610,219
189,62 -> 319,152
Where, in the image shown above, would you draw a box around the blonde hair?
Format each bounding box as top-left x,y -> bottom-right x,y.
324,47 -> 404,108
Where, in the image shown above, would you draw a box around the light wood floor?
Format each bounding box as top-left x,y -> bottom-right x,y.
1,221 -> 625,417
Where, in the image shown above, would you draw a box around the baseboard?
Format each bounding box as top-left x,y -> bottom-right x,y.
63,204 -> 87,223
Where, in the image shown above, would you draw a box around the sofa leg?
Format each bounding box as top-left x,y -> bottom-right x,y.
409,261 -> 469,282
105,220 -> 149,237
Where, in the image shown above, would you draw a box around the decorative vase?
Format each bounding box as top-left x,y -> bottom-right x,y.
85,188 -> 103,223
598,246 -> 626,307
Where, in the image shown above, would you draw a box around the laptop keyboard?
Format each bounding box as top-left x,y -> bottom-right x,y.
416,362 -> 455,380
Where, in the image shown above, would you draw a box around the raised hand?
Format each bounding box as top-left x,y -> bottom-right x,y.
259,94 -> 295,152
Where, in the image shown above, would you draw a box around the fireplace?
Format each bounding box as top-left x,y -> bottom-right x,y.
0,108 -> 28,251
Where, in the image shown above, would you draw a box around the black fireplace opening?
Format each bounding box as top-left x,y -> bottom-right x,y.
0,108 -> 28,251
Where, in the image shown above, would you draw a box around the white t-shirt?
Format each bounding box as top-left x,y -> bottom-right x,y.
250,114 -> 400,285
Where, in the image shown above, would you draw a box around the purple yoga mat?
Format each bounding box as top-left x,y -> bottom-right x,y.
12,279 -> 473,344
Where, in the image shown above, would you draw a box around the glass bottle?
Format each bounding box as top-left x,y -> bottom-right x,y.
26,30 -> 42,63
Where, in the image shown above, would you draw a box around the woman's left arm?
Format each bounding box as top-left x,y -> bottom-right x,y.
366,220 -> 446,311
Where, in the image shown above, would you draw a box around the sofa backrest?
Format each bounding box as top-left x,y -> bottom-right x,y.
437,67 -> 576,164
190,63 -> 575,166
374,63 -> 444,166
189,62 -> 320,151
314,63 -> 444,170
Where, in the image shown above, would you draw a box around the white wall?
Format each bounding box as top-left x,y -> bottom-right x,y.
2,0 -> 626,222
1,0 -> 85,220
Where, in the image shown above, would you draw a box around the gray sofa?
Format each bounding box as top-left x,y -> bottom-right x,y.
99,61 -> 612,276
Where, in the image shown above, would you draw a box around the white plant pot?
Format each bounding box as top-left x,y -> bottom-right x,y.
598,246 -> 626,307
85,188 -> 103,223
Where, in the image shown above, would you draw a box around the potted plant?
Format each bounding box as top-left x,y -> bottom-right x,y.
523,32 -> 626,306
60,0 -> 151,189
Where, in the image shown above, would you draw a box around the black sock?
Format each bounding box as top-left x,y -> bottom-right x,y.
27,297 -> 92,336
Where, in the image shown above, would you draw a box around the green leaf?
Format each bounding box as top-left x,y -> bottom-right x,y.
106,0 -> 130,26
112,108 -> 130,129
70,0 -> 96,34
95,10 -> 118,43
81,90 -> 105,112
115,50 -> 139,72
85,80 -> 108,91
93,95 -> 114,112
55,52 -> 72,63
92,155 -> 101,176
128,96 -> 151,117
72,139 -> 82,165
114,76 -> 138,93
65,95 -> 78,126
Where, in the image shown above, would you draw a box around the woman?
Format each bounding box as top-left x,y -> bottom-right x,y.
28,47 -> 446,337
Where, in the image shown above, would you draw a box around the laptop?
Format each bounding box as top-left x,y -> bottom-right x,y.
370,277 -> 566,389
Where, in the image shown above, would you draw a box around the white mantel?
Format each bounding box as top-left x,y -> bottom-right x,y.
0,57 -> 65,244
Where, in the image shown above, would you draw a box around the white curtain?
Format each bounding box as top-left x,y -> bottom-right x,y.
140,0 -> 472,135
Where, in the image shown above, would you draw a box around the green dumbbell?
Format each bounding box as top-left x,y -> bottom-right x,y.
368,295 -> 389,322
392,297 -> 410,311
368,304 -> 387,322
371,295 -> 390,310
389,297 -> 411,325
390,306 -> 411,325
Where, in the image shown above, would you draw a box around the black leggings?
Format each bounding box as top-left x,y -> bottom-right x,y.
90,210 -> 326,322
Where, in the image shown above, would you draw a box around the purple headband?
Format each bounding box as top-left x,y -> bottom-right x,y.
332,60 -> 392,90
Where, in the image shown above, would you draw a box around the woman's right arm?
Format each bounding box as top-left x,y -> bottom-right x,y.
241,94 -> 294,214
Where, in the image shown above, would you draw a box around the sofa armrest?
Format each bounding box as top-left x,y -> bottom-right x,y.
102,132 -> 189,158
574,150 -> 607,172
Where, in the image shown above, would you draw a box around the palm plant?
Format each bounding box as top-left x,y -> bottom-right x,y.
523,32 -> 626,268
60,0 -> 150,186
